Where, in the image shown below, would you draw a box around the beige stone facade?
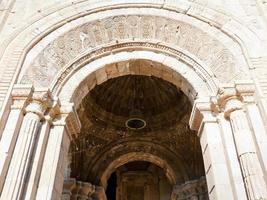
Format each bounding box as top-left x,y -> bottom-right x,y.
0,0 -> 267,199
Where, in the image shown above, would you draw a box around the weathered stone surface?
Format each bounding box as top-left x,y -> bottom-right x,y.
20,15 -> 247,87
0,1 -> 267,200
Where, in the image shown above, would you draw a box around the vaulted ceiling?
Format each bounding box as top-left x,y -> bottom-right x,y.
70,72 -> 205,186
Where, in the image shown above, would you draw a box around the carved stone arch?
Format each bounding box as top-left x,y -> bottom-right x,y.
18,7 -> 250,90
58,51 -> 213,108
99,152 -> 179,189
1,2 -> 267,200
0,0 -> 262,123
86,139 -> 190,189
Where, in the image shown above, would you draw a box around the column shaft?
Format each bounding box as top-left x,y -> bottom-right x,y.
0,112 -> 42,200
0,84 -> 32,193
36,124 -> 70,200
24,120 -> 51,200
245,103 -> 267,178
218,115 -> 247,199
229,109 -> 267,199
199,115 -> 234,199
0,108 -> 24,191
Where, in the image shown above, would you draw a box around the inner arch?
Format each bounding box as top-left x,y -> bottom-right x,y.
66,70 -> 208,199
58,52 -> 213,109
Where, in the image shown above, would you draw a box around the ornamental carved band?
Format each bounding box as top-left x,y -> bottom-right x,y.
20,15 -> 248,88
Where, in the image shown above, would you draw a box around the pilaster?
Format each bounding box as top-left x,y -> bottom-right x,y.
23,98 -> 61,200
0,87 -> 52,200
217,113 -> 247,200
36,103 -> 81,200
218,81 -> 267,200
190,98 -> 235,200
0,84 -> 33,193
236,82 -> 267,181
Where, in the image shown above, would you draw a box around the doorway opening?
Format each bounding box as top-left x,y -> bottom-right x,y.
65,65 -> 208,199
106,172 -> 117,200
106,161 -> 173,200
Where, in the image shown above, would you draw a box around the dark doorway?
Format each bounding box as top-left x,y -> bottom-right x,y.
106,172 -> 117,200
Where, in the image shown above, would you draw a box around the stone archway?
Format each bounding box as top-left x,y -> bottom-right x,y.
64,71 -> 207,200
0,2 -> 267,200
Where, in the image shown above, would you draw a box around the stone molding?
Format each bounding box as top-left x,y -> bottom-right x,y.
97,145 -> 182,186
0,1 -> 263,147
0,1 -> 262,139
52,103 -> 81,138
25,88 -> 53,119
11,84 -> 33,110
190,81 -> 257,130
217,81 -> 256,118
11,84 -> 81,138
189,97 -> 218,132
11,85 -> 53,119
49,42 -> 218,94
0,2 -> 266,200
58,51 -> 211,110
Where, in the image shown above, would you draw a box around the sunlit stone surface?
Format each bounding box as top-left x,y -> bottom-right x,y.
0,1 -> 267,199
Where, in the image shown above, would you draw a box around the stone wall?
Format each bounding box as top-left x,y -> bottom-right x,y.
0,1 -> 267,200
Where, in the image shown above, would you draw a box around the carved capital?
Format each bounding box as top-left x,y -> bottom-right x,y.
25,88 -> 53,119
11,84 -> 34,110
52,103 -> 81,139
44,97 -> 61,124
217,81 -> 255,118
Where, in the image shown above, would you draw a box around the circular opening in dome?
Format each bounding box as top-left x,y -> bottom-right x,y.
126,118 -> 146,130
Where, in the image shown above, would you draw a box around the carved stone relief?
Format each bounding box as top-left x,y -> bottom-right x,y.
20,15 -> 247,87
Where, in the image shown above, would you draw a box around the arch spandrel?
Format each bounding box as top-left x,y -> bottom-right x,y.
18,8 -> 250,91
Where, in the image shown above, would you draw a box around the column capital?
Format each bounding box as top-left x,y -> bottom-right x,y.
11,84 -> 34,110
25,88 -> 53,118
235,81 -> 255,103
52,103 -> 81,139
217,81 -> 256,118
189,97 -> 218,131
44,97 -> 61,124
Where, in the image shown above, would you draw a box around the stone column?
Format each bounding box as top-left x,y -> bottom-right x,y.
36,103 -> 81,200
24,99 -> 60,200
217,113 -> 247,199
237,82 -> 267,178
218,83 -> 267,199
0,88 -> 52,200
0,84 -> 33,192
189,98 -> 234,200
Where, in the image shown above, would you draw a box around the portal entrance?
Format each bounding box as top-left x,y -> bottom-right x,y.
65,72 -> 208,199
106,161 -> 172,200
1,2 -> 266,199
